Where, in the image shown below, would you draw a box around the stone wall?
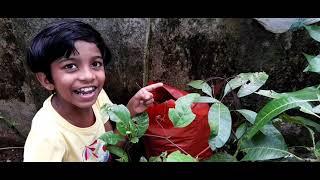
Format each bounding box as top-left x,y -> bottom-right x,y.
1,18 -> 319,147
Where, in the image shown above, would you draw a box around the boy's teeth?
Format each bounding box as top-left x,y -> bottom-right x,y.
75,87 -> 96,94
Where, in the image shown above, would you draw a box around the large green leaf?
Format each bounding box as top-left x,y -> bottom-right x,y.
243,86 -> 320,140
132,112 -> 149,138
107,104 -> 131,123
169,93 -> 200,128
235,123 -> 248,139
188,80 -> 213,97
240,124 -> 290,161
304,25 -> 320,42
280,114 -> 320,132
236,109 -> 257,124
208,102 -> 232,150
303,53 -> 320,73
99,131 -> 125,145
166,150 -> 198,162
204,152 -> 238,162
223,72 -> 268,98
107,145 -> 128,162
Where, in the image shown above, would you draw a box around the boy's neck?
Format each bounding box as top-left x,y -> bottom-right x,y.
51,94 -> 96,128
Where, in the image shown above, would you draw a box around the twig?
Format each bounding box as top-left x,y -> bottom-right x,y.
0,147 -> 24,151
196,146 -> 210,158
144,133 -> 189,155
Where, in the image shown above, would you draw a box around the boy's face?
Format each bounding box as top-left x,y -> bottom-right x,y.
49,40 -> 106,109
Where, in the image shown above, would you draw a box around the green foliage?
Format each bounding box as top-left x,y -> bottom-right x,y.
98,131 -> 125,145
204,152 -> 238,162
304,25 -> 320,42
223,72 -> 268,98
166,150 -> 198,162
168,93 -> 200,127
208,102 -> 232,150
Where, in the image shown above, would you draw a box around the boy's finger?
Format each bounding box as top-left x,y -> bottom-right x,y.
143,82 -> 163,92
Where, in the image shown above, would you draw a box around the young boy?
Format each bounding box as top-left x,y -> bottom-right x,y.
23,19 -> 163,162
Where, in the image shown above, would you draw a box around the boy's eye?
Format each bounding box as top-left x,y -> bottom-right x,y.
92,61 -> 103,68
63,64 -> 77,70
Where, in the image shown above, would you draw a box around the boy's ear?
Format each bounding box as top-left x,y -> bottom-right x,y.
36,72 -> 55,91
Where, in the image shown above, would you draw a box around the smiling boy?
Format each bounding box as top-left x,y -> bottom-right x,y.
23,20 -> 162,162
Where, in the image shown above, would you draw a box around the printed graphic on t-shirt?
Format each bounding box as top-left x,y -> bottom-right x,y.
82,139 -> 110,162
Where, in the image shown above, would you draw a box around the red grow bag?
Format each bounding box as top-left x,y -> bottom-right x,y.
144,82 -> 213,160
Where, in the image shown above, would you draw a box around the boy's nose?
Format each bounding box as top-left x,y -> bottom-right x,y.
78,67 -> 95,82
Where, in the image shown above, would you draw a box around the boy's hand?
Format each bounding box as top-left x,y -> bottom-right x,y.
127,82 -> 163,117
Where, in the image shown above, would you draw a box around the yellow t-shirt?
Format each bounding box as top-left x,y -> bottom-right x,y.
23,89 -> 113,162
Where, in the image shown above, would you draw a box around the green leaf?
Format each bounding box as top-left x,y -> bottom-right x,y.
243,86 -> 320,140
315,141 -> 320,158
132,112 -> 149,138
312,104 -> 320,113
304,25 -> 320,42
255,90 -> 285,99
204,152 -> 238,162
235,123 -> 248,139
116,121 -> 128,136
237,72 -> 269,98
130,137 -> 139,143
240,124 -> 290,161
187,80 -> 205,89
208,102 -> 232,150
139,156 -> 148,162
99,131 -> 125,145
280,114 -> 320,132
195,96 -> 220,103
236,109 -> 257,124
107,145 -> 128,162
303,53 -> 320,73
223,72 -> 268,98
149,156 -> 163,162
194,96 -> 219,103
107,104 -> 131,123
169,93 -> 200,128
202,82 -> 213,97
166,151 -> 198,162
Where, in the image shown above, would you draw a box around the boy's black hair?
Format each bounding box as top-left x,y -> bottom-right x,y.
26,19 -> 111,82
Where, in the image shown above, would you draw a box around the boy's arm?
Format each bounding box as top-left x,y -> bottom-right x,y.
127,82 -> 163,117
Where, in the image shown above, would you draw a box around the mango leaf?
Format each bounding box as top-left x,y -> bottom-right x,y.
303,53 -> 320,73
243,86 -> 320,140
149,152 -> 167,162
188,80 -> 213,97
315,141 -> 320,158
107,145 -> 128,162
169,93 -> 200,128
312,104 -> 320,113
188,80 -> 205,89
280,114 -> 320,132
208,102 -> 232,150
240,124 -> 291,161
236,109 -> 257,124
235,123 -> 248,139
304,25 -> 320,42
204,152 -> 238,162
99,131 -> 125,145
132,112 -> 149,138
166,150 -> 198,162
255,90 -> 285,99
202,82 -> 213,97
194,96 -> 219,103
223,72 -> 268,98
106,104 -> 131,123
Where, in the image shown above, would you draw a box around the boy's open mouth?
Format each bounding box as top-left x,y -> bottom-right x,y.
74,86 -> 97,95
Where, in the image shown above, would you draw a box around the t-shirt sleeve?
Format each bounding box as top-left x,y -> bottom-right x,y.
96,88 -> 113,124
23,130 -> 66,162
